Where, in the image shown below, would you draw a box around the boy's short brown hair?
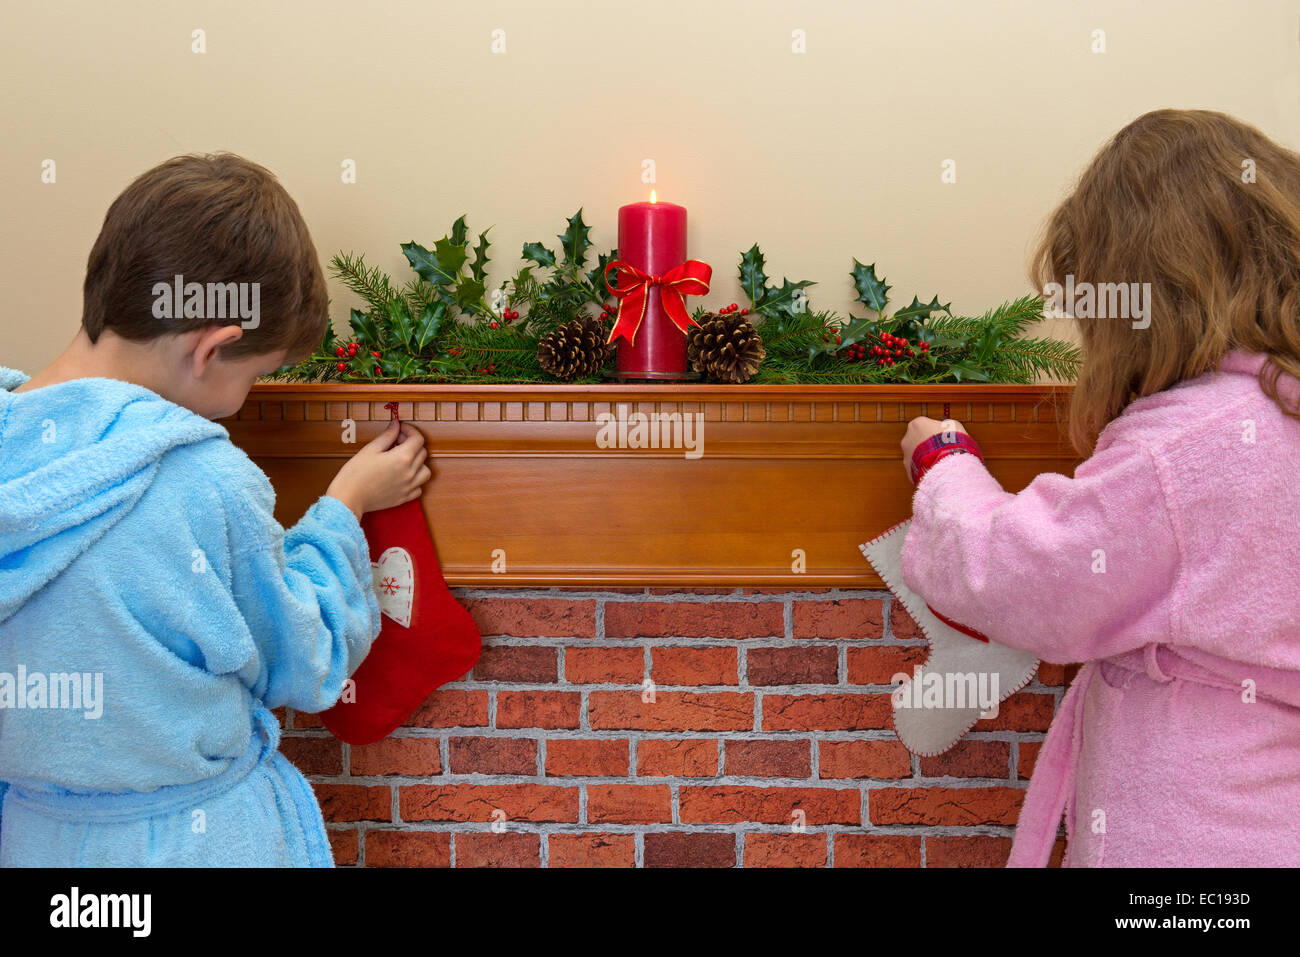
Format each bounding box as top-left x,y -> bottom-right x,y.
82,152 -> 328,364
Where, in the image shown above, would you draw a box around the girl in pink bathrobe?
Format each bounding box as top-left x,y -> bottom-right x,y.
899,108 -> 1300,867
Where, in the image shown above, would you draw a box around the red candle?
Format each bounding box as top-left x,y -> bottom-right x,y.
614,196 -> 690,379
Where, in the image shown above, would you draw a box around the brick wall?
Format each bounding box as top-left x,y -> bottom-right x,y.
279,587 -> 1069,867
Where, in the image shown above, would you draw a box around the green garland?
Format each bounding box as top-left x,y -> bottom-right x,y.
268,213 -> 1080,386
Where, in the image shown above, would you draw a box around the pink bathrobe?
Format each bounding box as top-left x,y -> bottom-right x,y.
901,348 -> 1300,867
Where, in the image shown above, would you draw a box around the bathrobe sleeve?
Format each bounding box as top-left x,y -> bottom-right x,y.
226,491 -> 382,713
900,439 -> 1180,664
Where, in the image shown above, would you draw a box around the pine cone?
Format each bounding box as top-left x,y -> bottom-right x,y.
537,316 -> 614,381
686,312 -> 766,383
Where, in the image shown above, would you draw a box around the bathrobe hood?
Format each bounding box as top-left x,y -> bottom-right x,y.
0,367 -> 228,623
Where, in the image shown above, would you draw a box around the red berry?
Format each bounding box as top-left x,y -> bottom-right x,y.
336,361 -> 346,371
740,308 -> 749,315
908,348 -> 915,356
835,335 -> 842,344
334,346 -> 345,357
490,321 -> 499,329
920,341 -> 930,350
347,343 -> 358,355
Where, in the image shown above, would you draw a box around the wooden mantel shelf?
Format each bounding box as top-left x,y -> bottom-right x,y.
224,382 -> 1079,588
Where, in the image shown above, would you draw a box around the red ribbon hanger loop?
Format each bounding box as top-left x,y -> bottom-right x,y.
604,259 -> 712,346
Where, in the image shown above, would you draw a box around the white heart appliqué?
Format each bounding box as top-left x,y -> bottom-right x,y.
371,546 -> 414,628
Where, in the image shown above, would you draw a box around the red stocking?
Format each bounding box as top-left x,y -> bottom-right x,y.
320,409 -> 482,745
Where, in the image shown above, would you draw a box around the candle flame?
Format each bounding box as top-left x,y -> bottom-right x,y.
650,189 -> 657,204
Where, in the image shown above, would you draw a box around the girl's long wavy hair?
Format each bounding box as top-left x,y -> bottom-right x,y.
1030,109 -> 1300,456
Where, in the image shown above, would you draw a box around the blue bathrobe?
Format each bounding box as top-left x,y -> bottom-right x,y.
0,367 -> 381,866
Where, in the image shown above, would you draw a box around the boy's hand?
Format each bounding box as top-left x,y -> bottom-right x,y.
901,416 -> 970,480
326,418 -> 431,519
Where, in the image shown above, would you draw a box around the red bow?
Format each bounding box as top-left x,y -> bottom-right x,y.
604,259 -> 712,346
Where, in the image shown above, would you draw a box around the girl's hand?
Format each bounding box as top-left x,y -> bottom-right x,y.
901,416 -> 970,480
326,418 -> 431,518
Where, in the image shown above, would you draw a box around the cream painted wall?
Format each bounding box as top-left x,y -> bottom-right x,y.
2,0 -> 1298,373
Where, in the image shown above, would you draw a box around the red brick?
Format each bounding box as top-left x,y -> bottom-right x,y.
456,832 -> 540,867
279,735 -> 343,776
818,740 -> 912,779
747,646 -> 837,685
1050,836 -> 1067,867
448,736 -> 537,775
679,786 -> 859,825
644,832 -> 735,867
291,708 -> 323,729
792,598 -> 883,639
404,690 -> 490,729
835,834 -> 922,867
270,706 -> 288,727
724,739 -> 811,778
1018,741 -> 1042,780
888,604 -> 925,640
868,786 -> 1024,826
744,833 -> 827,868
762,693 -> 891,731
587,784 -> 673,824
545,738 -> 629,777
460,598 -> 596,638
497,691 -> 581,729
589,691 -> 753,731
605,601 -> 783,639
565,646 -> 643,684
972,693 -> 1057,732
313,783 -> 392,822
327,828 -> 358,866
365,830 -> 452,868
926,835 -> 1012,868
918,740 -> 1009,779
399,784 -> 579,823
548,833 -> 636,867
471,644 -> 557,683
1037,662 -> 1067,686
846,645 -> 929,685
350,737 -> 443,776
636,738 -> 719,777
651,646 -> 738,685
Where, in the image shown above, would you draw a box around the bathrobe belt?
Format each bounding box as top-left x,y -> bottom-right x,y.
3,706 -> 280,824
1006,643 -> 1267,868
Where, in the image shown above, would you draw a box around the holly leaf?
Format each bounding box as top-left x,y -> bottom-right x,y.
450,215 -> 469,247
434,237 -> 467,281
834,314 -> 879,350
558,209 -> 593,267
453,277 -> 485,309
755,278 -> 815,320
413,300 -> 447,350
522,242 -> 557,268
739,244 -> 767,305
387,298 -> 414,348
349,307 -> 381,346
402,239 -> 464,287
851,259 -> 891,313
588,248 -> 618,298
948,361 -> 991,382
470,229 -> 492,284
894,294 -> 950,323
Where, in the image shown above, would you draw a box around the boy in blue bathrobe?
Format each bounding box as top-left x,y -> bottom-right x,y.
0,153 -> 430,866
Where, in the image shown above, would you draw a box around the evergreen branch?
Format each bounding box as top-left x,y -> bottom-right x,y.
330,251 -> 400,314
